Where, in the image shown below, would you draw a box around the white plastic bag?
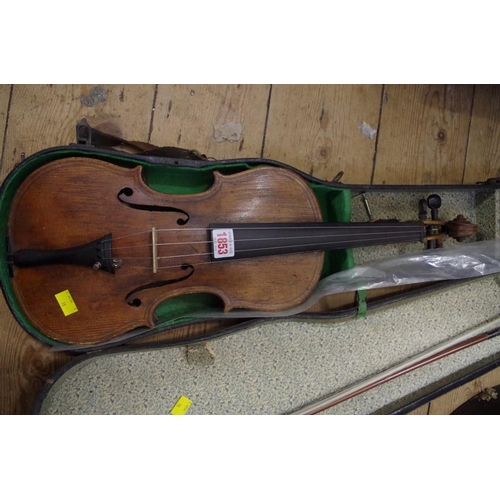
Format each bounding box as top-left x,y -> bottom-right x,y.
195,239 -> 500,319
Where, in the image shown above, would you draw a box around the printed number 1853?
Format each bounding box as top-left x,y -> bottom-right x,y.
212,228 -> 235,259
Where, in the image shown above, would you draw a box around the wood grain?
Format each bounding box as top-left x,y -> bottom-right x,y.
9,161 -> 323,344
428,366 -> 500,415
134,84 -> 280,346
463,85 -> 500,184
263,85 -> 383,184
373,85 -> 474,185
0,297 -> 72,414
0,85 -> 11,165
408,403 -> 430,415
150,84 -> 270,159
0,84 -> 156,182
1,84 -> 498,413
0,84 -> 156,413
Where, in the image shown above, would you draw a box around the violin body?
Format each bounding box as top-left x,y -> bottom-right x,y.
8,158 -> 324,344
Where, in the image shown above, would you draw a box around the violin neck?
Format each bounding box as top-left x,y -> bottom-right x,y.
210,221 -> 425,261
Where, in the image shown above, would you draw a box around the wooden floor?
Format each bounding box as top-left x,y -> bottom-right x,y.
1,84 -> 500,414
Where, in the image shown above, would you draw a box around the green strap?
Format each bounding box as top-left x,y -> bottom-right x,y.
356,290 -> 367,319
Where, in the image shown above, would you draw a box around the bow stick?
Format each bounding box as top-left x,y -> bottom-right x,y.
288,316 -> 500,415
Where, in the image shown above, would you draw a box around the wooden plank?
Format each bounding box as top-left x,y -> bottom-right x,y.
463,85 -> 500,184
408,403 -> 430,415
150,84 -> 270,158
1,84 -> 156,181
373,85 -> 474,185
428,366 -> 500,415
263,85 -> 381,311
0,85 -> 11,165
0,84 -> 156,414
263,85 -> 382,184
0,298 -> 73,414
134,84 -> 270,346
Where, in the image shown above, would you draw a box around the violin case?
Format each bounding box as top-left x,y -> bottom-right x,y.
31,273 -> 500,414
1,120 -> 499,354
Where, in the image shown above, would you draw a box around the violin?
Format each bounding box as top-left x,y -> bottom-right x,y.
6,158 -> 476,344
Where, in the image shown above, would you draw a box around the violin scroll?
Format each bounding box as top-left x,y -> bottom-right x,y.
423,215 -> 478,245
445,215 -> 478,242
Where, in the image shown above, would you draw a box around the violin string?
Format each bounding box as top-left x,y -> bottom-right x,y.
108,223 -> 423,243
103,231 -> 424,263
109,228 -> 425,251
121,234 -> 423,272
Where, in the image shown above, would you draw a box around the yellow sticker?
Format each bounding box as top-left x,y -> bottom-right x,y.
170,396 -> 192,415
55,290 -> 78,317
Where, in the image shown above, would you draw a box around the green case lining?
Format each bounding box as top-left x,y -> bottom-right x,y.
0,149 -> 353,345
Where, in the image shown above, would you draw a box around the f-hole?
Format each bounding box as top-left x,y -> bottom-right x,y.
117,187 -> 190,225
125,264 -> 195,306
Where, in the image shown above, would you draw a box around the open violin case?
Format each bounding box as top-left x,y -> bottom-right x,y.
2,120 -> 500,414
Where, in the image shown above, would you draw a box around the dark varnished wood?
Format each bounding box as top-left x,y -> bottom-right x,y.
8,158 -> 324,344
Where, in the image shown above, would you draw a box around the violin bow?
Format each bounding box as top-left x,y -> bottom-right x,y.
288,316 -> 500,415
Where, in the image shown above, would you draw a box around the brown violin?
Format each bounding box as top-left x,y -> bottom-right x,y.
7,158 -> 475,344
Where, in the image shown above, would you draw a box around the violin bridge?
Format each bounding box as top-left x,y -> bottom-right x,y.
152,227 -> 158,274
